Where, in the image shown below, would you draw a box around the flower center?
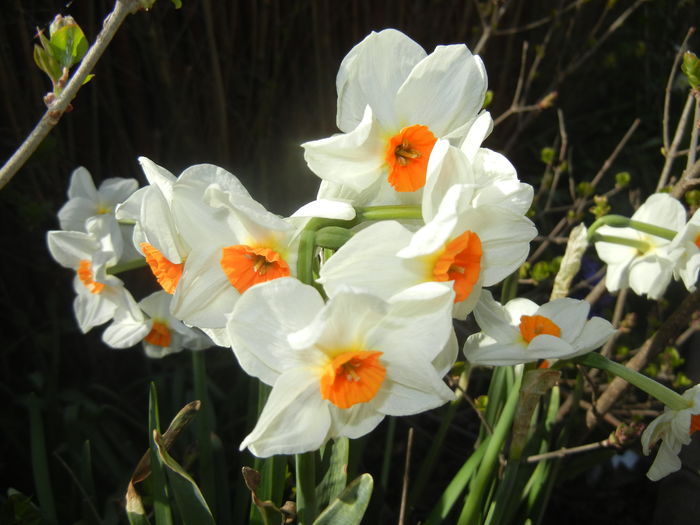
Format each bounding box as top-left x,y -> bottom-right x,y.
319,350 -> 386,409
77,260 -> 104,294
220,245 -> 290,294
145,320 -> 171,347
141,243 -> 184,294
432,231 -> 482,303
384,124 -> 437,192
694,234 -> 700,251
519,315 -> 561,343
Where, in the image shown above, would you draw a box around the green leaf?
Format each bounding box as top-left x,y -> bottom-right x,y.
681,51 -> 700,90
154,430 -> 215,525
312,473 -> 373,525
316,437 -> 349,509
148,383 -> 173,525
48,22 -> 88,70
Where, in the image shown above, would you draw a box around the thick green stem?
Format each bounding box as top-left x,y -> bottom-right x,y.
295,452 -> 318,524
590,233 -> 651,252
577,352 -> 690,410
192,352 -> 217,518
107,257 -> 147,274
356,205 -> 422,222
627,219 -> 677,240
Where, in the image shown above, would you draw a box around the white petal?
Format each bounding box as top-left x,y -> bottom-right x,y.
47,230 -> 97,269
632,193 -> 687,232
538,298 -> 589,342
460,111 -> 493,160
395,44 -> 487,137
67,167 -> 98,200
318,221 -> 423,299
141,186 -> 186,263
99,177 -> 139,206
138,157 -> 176,201
57,197 -> 98,231
241,369 -> 331,457
329,403 -> 385,440
290,199 -> 356,220
628,255 -> 674,299
336,29 -> 426,132
376,358 -> 453,416
302,106 -> 386,192
571,317 -> 616,355
227,278 -> 325,384
472,291 -> 522,344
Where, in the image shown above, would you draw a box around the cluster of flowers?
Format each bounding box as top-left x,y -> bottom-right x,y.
47,29 -> 700,479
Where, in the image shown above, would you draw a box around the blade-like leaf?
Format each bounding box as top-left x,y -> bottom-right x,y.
312,474 -> 373,525
153,430 -> 215,525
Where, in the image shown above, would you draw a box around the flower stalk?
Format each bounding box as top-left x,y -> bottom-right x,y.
577,352 -> 690,411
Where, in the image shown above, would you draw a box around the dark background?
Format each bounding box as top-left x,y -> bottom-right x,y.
1,0 -> 698,523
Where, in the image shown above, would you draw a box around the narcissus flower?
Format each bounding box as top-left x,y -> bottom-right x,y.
463,291 -> 615,366
642,384 -> 700,481
165,164 -> 300,332
47,215 -> 143,342
227,278 -> 456,457
318,184 -> 536,319
668,208 -> 700,292
303,28 -> 487,206
138,291 -> 213,358
58,166 -> 138,232
594,193 -> 686,299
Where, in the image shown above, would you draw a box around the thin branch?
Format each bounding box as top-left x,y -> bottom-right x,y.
663,28 -> 695,152
526,439 -> 612,463
657,93 -> 695,191
493,0 -> 588,36
671,158 -> 700,198
0,0 -> 144,190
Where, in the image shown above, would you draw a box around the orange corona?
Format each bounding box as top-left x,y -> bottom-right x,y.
77,260 -> 105,294
433,231 -> 483,303
385,124 -> 437,192
145,321 -> 171,347
319,350 -> 386,409
140,243 -> 184,294
220,245 -> 290,294
519,315 -> 561,343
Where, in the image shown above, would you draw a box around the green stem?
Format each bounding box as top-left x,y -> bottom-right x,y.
590,233 -> 651,252
588,215 -> 678,241
356,205 -> 422,222
627,219 -> 677,240
107,257 -> 147,274
458,373 -> 523,525
192,352 -> 217,519
379,417 -> 397,491
577,352 -> 690,410
295,452 -> 318,524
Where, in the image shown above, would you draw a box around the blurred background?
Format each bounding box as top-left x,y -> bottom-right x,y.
1,0 -> 698,523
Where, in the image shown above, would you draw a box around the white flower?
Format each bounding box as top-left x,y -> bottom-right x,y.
138,291 -> 213,358
667,208 -> 700,291
58,167 -> 138,232
318,184 -> 536,319
594,193 -> 686,299
46,215 -> 143,343
303,29 -> 487,206
642,385 -> 700,481
226,278 -> 456,457
165,164 -> 300,332
463,291 -> 615,366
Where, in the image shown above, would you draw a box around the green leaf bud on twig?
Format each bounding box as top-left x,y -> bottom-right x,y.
681,51 -> 700,90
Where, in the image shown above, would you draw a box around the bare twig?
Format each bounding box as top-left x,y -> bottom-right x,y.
0,0 -> 144,190
397,427 -> 414,525
671,158 -> 700,198
657,93 -> 695,191
526,439 -> 612,463
663,28 -> 696,152
586,288 -> 700,428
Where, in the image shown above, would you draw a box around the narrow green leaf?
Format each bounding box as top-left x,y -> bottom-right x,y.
312,474 -> 373,525
27,394 -> 57,525
154,430 -> 215,525
148,383 -> 173,525
316,437 -> 349,509
126,483 -> 152,525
